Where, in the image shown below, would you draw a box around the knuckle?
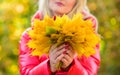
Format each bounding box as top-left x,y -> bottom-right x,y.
57,58 -> 60,61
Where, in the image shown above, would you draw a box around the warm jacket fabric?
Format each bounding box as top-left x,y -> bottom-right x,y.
19,11 -> 100,75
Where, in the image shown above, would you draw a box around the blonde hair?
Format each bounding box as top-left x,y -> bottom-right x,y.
38,0 -> 90,18
38,0 -> 98,32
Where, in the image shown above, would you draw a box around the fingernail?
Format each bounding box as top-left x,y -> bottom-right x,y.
63,50 -> 66,54
65,42 -> 68,45
65,46 -> 68,49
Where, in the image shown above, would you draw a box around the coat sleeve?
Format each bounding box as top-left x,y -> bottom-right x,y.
55,16 -> 100,75
67,44 -> 100,75
19,29 -> 51,75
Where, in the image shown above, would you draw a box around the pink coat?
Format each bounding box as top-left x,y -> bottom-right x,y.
19,11 -> 100,75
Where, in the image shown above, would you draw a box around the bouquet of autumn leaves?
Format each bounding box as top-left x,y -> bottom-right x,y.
27,13 -> 100,58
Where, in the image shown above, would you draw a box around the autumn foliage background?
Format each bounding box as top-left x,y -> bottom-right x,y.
0,0 -> 120,75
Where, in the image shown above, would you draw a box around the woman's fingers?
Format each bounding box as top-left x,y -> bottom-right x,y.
61,48 -> 75,69
66,50 -> 74,58
50,44 -> 66,54
49,44 -> 57,53
62,54 -> 71,63
54,48 -> 66,59
55,54 -> 64,63
55,44 -> 66,51
49,43 -> 75,71
66,46 -> 75,57
61,54 -> 72,69
61,58 -> 68,68
50,44 -> 69,59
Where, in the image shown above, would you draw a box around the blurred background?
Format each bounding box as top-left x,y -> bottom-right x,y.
0,0 -> 120,75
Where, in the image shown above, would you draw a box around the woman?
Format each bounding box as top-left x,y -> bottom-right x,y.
19,0 -> 100,75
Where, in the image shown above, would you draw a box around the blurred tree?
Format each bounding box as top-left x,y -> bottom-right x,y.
88,0 -> 120,75
0,0 -> 38,75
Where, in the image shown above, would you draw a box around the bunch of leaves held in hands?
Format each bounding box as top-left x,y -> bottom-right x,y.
27,13 -> 101,57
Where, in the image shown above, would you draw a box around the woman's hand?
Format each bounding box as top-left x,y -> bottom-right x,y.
49,44 -> 67,72
61,46 -> 75,70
